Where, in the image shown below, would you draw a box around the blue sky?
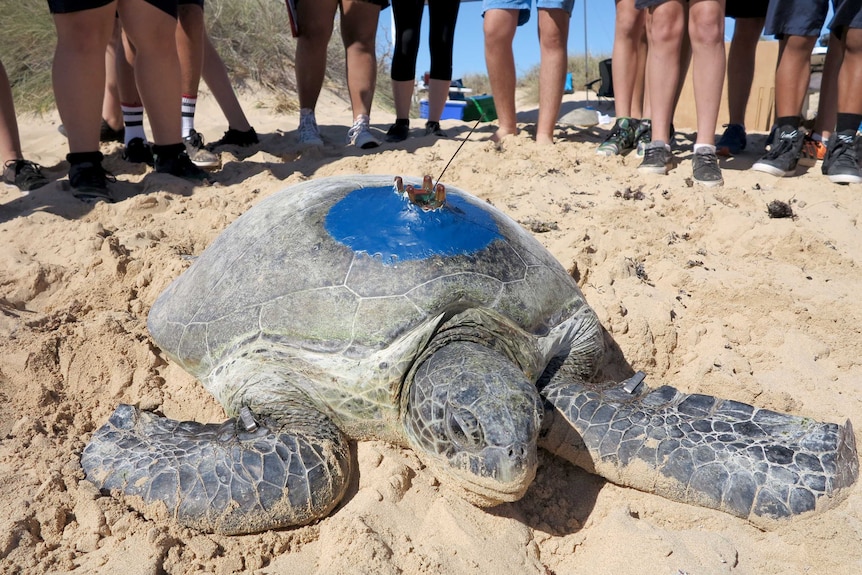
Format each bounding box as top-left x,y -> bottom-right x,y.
376,2 -> 834,81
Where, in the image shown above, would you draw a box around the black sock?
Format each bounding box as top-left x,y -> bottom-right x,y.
152,142 -> 186,160
775,116 -> 801,129
394,118 -> 409,127
66,151 -> 103,165
835,113 -> 862,134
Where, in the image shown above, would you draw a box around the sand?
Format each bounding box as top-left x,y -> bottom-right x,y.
0,86 -> 860,575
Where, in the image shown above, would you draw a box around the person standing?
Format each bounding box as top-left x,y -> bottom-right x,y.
483,0 -> 572,145
386,0 -> 461,142
0,59 -> 49,192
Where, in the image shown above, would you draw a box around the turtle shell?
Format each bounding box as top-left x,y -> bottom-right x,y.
147,176 -> 588,383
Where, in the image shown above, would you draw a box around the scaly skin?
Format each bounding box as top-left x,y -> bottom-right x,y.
540,375 -> 858,522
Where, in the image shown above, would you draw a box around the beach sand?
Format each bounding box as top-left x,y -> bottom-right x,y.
1,87 -> 860,575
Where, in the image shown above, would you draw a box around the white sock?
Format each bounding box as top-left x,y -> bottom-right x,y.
694,143 -> 716,155
181,95 -> 197,138
122,103 -> 146,145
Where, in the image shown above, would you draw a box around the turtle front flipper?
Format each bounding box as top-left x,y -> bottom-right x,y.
539,377 -> 858,523
81,404 -> 351,534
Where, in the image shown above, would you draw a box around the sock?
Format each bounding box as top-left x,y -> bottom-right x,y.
394,118 -> 409,126
181,94 -> 197,138
693,143 -> 716,155
122,103 -> 146,145
66,151 -> 104,165
775,116 -> 801,130
836,113 -> 862,134
649,140 -> 670,151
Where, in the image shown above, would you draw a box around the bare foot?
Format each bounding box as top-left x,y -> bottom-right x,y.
488,127 -> 518,143
536,133 -> 555,146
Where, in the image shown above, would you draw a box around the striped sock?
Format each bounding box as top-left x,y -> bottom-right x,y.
181,95 -> 197,138
122,103 -> 146,145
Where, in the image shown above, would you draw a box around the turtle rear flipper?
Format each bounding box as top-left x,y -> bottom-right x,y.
82,404 -> 351,534
540,379 -> 859,523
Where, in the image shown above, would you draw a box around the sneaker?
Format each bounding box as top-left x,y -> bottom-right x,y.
596,117 -> 637,156
637,141 -> 673,174
68,160 -> 115,203
100,119 -> 125,143
183,129 -> 221,168
634,118 -> 651,157
122,137 -> 154,166
692,148 -> 723,187
752,125 -> 805,177
208,127 -> 259,149
298,110 -> 324,146
346,115 -> 381,149
424,121 -> 447,137
799,133 -> 827,167
386,121 -> 409,142
154,147 -> 214,185
3,159 -> 49,192
821,131 -> 862,184
716,123 -> 746,156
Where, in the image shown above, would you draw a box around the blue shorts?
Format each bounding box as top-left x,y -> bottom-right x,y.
764,0 -> 834,38
829,0 -> 862,33
482,0 -> 574,27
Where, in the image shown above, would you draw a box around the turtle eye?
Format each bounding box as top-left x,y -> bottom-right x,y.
447,410 -> 483,449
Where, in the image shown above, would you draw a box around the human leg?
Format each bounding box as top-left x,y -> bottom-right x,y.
295,0 -> 337,145
201,31 -> 257,148
483,8 -> 520,141
0,59 -> 49,191
102,17 -> 125,136
341,0 -> 383,148
425,0 -> 459,128
535,7 -> 569,145
388,0 -> 423,141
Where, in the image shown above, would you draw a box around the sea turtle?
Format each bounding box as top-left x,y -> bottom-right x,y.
82,175 -> 859,535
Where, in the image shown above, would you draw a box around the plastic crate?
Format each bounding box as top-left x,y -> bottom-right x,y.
462,95 -> 497,122
419,99 -> 467,120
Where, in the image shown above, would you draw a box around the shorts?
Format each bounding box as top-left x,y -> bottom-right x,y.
764,0 -> 833,38
726,0 -> 768,19
482,0 -> 574,27
634,0 -> 682,9
829,0 -> 862,33
48,0 -> 178,17
177,0 -> 204,7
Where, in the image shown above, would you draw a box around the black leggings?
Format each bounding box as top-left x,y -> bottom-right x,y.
390,0 -> 460,82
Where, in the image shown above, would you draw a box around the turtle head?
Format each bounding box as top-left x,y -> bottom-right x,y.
404,342 -> 542,506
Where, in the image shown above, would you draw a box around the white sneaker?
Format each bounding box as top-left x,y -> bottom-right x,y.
346,115 -> 381,149
298,109 -> 324,146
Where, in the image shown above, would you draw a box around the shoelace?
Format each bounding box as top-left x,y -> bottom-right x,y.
347,119 -> 368,142
764,129 -> 798,159
299,115 -> 320,138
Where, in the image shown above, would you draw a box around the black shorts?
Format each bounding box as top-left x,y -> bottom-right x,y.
48,0 -> 179,17
764,0 -> 832,38
177,0 -> 204,7
726,0 -> 768,19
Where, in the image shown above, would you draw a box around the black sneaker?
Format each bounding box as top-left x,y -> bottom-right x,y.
692,149 -> 723,187
424,121 -> 447,137
716,123 -> 747,156
822,131 -> 862,184
122,137 -> 154,166
3,159 -> 49,192
752,125 -> 805,177
386,121 -> 409,142
207,127 -> 259,149
154,145 -> 214,185
100,119 -> 125,143
68,159 -> 116,203
637,141 -> 673,174
183,129 -> 220,168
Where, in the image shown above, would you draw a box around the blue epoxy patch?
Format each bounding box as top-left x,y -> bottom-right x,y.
325,185 -> 502,264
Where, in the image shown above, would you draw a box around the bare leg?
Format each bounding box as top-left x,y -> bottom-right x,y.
726,16 -> 764,126
102,18 -> 124,131
0,59 -> 23,162
644,0 -> 685,144
295,0 -> 337,111
837,28 -> 862,116
536,8 -> 569,145
688,0 -> 725,146
176,3 -> 204,100
774,35 -> 817,118
118,0 -> 182,145
813,32 -> 844,140
612,0 -> 646,119
483,9 -> 519,141
340,0 -> 381,120
52,4 -> 116,154
202,31 -> 252,132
